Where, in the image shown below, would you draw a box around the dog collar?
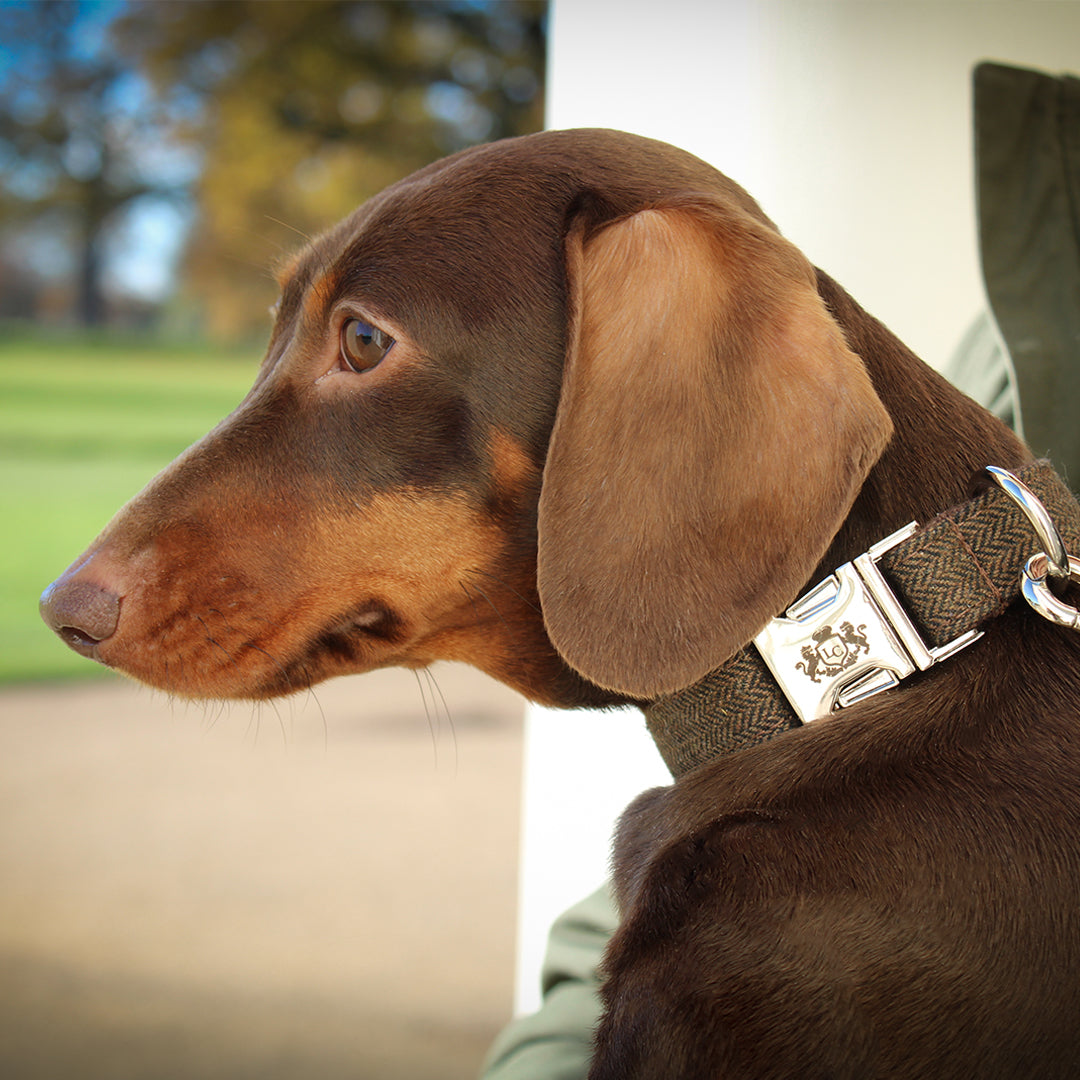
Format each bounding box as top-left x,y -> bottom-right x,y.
644,461 -> 1080,777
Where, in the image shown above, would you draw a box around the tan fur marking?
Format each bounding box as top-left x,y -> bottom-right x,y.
300,266 -> 341,327
272,249 -> 303,290
488,427 -> 541,498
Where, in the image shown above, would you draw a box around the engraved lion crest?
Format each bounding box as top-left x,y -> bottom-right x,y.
796,621 -> 871,683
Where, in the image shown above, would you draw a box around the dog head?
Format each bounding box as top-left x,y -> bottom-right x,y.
40,129 -> 891,705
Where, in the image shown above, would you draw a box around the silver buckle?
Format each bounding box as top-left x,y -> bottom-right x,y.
753,523 -> 983,724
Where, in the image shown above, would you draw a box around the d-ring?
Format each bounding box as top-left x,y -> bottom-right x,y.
1022,552 -> 1080,630
987,466 -> 1070,580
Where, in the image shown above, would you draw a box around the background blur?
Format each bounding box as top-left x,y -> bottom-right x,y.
1,2 -> 543,1077
0,0 -> 544,339
7,3 -> 1079,1079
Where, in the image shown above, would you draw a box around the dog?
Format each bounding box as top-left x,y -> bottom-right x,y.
40,129 -> 1080,1077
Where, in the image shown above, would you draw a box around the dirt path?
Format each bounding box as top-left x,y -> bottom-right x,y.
0,666 -> 525,1079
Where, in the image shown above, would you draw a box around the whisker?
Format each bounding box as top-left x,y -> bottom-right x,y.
265,696 -> 288,748
290,661 -> 327,750
207,607 -> 237,631
263,215 -> 313,245
466,582 -> 512,632
423,666 -> 458,777
205,696 -> 228,734
411,668 -> 440,770
460,580 -> 483,621
244,640 -> 300,694
195,614 -> 234,664
302,671 -> 329,752
466,567 -> 543,615
246,702 -> 261,748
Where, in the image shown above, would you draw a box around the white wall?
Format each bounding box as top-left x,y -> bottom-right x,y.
515,0 -> 1080,1015
547,0 -> 1080,372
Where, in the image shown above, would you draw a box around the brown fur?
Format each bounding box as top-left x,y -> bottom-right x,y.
539,204 -> 891,695
40,129 -> 1080,1077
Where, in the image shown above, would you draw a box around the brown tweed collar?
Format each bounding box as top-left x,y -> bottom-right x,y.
644,461 -> 1080,777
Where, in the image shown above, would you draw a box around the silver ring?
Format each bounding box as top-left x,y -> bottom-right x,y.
1022,552 -> 1080,630
986,466 -> 1070,579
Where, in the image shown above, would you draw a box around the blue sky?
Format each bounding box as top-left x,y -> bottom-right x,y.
0,0 -> 198,303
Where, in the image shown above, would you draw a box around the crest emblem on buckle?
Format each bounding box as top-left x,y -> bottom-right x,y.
797,622 -> 871,683
753,522 -> 983,724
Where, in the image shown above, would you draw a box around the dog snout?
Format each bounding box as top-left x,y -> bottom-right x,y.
39,574 -> 121,659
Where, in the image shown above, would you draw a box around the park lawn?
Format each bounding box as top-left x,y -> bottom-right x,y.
0,335 -> 258,684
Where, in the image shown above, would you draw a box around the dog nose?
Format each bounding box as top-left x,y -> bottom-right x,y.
39,577 -> 120,658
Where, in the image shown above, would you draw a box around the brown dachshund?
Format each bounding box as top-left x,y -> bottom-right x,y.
40,129 -> 1080,1077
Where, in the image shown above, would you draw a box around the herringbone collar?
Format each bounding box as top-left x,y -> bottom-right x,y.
644,461 -> 1080,778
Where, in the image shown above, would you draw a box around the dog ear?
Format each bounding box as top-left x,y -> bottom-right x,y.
536,201 -> 892,698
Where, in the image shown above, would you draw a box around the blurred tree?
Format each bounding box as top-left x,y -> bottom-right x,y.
0,1 -> 197,326
117,0 -> 546,340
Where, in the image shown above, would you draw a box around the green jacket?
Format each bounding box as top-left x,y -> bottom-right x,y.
975,61 -> 1080,485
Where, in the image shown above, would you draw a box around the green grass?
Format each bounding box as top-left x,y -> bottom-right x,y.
0,332 -> 259,683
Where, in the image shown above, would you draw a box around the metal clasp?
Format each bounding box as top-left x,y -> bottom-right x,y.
988,466 -> 1080,631
753,523 -> 982,724
1022,553 -> 1080,629
987,466 -> 1070,580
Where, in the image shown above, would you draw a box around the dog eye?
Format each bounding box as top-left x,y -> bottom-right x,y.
340,317 -> 394,373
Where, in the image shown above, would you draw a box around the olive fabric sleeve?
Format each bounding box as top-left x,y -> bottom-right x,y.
974,61 -> 1080,482
479,884 -> 617,1080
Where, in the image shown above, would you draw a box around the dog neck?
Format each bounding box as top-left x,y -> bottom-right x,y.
644,461 -> 1080,777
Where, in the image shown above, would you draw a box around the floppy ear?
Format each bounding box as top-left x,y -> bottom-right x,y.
536,201 -> 892,698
